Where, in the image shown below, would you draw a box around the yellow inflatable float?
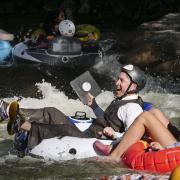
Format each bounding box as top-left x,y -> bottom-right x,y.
170,165 -> 180,180
75,24 -> 101,42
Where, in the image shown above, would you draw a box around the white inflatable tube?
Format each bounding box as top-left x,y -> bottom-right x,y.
30,136 -> 113,161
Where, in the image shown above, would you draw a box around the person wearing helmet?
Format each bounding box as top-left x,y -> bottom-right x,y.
119,64 -> 146,98
92,65 -> 180,157
49,20 -> 81,54
15,9 -> 66,47
58,19 -> 75,37
0,64 -> 146,154
86,64 -> 146,139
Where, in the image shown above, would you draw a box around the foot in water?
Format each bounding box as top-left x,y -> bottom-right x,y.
7,101 -> 20,135
93,140 -> 112,155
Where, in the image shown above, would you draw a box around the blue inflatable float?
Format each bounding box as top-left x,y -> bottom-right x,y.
0,40 -> 12,61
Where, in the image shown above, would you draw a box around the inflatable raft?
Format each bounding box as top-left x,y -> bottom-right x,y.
30,136 -> 112,161
10,108 -> 112,160
12,39 -> 102,67
122,141 -> 180,173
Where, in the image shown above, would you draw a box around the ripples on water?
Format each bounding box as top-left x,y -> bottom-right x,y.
0,44 -> 179,179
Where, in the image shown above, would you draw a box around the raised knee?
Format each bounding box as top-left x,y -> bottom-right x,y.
149,107 -> 160,114
141,111 -> 150,117
138,111 -> 153,123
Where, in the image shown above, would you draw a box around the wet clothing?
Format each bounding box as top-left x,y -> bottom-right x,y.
19,95 -> 144,148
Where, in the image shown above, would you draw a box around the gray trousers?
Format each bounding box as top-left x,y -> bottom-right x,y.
20,107 -> 94,148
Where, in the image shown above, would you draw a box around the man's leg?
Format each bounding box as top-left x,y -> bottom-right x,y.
107,111 -> 177,162
7,105 -> 70,135
21,121 -> 91,148
149,108 -> 169,127
20,107 -> 68,124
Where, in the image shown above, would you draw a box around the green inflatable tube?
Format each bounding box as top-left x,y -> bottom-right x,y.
75,24 -> 101,42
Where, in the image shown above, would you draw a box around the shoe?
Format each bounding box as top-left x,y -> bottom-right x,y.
0,100 -> 9,121
7,101 -> 19,135
93,140 -> 112,156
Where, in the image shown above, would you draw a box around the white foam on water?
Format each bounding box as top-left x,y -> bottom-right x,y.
3,80 -> 180,119
93,54 -> 121,80
4,81 -> 114,118
143,92 -> 180,118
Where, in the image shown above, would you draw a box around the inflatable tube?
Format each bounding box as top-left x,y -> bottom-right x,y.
170,165 -> 180,180
13,102 -> 154,160
30,136 -> 112,161
12,41 -> 102,66
75,24 -> 101,42
0,40 -> 12,61
122,141 -> 180,173
29,113 -> 110,160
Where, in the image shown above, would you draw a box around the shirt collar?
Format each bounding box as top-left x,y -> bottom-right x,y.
121,94 -> 138,100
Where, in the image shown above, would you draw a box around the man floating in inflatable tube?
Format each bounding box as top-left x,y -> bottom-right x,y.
0,64 -> 180,160
0,64 -> 145,154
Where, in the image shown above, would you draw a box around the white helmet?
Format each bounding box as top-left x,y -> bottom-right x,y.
59,20 -> 75,37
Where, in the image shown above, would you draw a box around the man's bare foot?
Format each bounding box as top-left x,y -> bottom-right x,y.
93,140 -> 112,155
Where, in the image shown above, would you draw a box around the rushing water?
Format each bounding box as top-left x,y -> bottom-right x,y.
0,36 -> 180,179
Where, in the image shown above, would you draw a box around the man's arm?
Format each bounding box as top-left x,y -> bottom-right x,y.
86,93 -> 104,117
103,126 -> 124,139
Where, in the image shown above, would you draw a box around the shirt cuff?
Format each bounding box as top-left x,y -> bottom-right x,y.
114,132 -> 124,139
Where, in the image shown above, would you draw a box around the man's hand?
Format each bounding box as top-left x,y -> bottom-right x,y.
103,127 -> 116,139
86,93 -> 95,106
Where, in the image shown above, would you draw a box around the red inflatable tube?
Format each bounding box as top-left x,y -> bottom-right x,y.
122,141 -> 180,173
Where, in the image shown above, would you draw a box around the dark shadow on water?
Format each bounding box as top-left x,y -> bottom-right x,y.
0,139 -> 13,157
0,63 -> 93,98
0,60 -> 117,100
